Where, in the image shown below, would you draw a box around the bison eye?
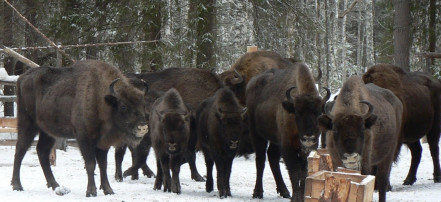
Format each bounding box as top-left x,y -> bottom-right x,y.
120,105 -> 128,112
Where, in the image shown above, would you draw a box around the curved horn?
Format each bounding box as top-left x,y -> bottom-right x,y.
230,69 -> 244,85
360,101 -> 374,120
109,78 -> 121,95
314,67 -> 322,82
216,107 -> 224,119
241,107 -> 248,117
322,87 -> 331,102
324,102 -> 334,120
285,86 -> 296,102
141,79 -> 149,94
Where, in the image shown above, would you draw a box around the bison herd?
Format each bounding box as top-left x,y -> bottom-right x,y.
10,51 -> 441,202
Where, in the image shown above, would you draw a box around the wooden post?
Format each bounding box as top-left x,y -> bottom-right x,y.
247,46 -> 258,53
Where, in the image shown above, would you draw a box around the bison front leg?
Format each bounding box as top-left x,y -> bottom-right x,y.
185,151 -> 205,182
77,138 -> 98,197
96,148 -> 114,195
114,145 -> 127,182
204,154 -> 214,193
215,160 -> 228,198
159,155 -> 172,192
170,156 -> 182,194
252,137 -> 268,199
282,148 -> 306,202
153,158 -> 163,190
36,132 -> 60,190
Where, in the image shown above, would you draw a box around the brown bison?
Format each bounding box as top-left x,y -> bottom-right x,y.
195,87 -> 247,198
150,88 -> 191,194
220,51 -> 298,106
11,60 -> 149,197
318,75 -> 403,202
362,64 -> 441,185
246,62 -> 330,201
115,67 -> 224,182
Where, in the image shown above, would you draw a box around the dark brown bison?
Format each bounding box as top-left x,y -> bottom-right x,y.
318,75 -> 403,202
115,67 -> 224,182
246,62 -> 330,201
362,64 -> 441,185
150,88 -> 191,194
11,60 -> 149,197
195,87 -> 247,198
220,51 -> 297,106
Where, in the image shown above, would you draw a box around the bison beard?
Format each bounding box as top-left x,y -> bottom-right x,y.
11,60 -> 149,197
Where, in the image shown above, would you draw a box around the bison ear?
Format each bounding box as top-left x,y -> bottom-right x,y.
318,114 -> 332,130
282,101 -> 295,113
105,95 -> 118,107
364,114 -> 377,129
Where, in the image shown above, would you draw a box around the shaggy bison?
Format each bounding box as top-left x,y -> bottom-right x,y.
115,67 -> 224,182
11,60 -> 149,197
318,75 -> 403,202
195,87 -> 247,198
220,51 -> 297,106
246,62 -> 330,201
150,88 -> 191,194
362,64 -> 441,185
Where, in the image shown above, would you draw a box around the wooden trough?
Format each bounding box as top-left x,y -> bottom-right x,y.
304,170 -> 375,202
305,149 -> 375,202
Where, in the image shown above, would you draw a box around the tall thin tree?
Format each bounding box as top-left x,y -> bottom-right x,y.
393,0 -> 410,71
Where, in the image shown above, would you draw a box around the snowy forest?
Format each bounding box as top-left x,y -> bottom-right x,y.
0,0 -> 440,94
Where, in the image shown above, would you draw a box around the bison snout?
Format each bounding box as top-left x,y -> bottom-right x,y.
342,153 -> 361,170
168,143 -> 177,152
135,124 -> 148,137
229,140 -> 239,149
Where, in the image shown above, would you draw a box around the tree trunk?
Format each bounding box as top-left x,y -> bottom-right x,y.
325,0 -> 330,87
426,0 -> 436,74
141,0 -> 163,72
393,0 -> 410,71
3,0 -> 15,117
195,0 -> 216,71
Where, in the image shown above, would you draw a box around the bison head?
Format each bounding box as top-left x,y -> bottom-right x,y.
157,110 -> 191,155
318,101 -> 377,170
220,69 -> 246,106
215,107 -> 248,150
282,86 -> 331,153
105,78 -> 149,145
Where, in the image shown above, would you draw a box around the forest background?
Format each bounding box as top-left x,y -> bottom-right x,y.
0,0 -> 440,110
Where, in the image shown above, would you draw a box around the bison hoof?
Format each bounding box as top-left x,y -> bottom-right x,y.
103,189 -> 115,195
205,182 -> 213,193
11,181 -> 24,191
219,188 -> 231,199
171,182 -> 181,194
86,191 -> 97,197
252,189 -> 263,199
131,173 -> 139,180
143,170 -> 156,178
434,175 -> 441,183
192,173 -> 205,182
403,177 -> 417,185
115,173 -> 123,182
277,187 -> 290,198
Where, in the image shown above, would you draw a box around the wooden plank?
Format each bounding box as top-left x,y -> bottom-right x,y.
0,96 -> 17,102
3,46 -> 40,68
0,128 -> 17,133
0,118 -> 17,128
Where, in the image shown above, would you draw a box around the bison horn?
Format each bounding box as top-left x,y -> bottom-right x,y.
324,101 -> 334,120
216,108 -> 225,119
141,79 -> 149,94
241,107 -> 248,117
360,101 -> 374,120
314,67 -> 323,82
109,78 -> 121,95
285,86 -> 296,102
322,87 -> 331,102
230,69 -> 244,85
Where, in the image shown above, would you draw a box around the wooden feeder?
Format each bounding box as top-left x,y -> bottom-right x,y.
304,171 -> 375,202
307,149 -> 334,176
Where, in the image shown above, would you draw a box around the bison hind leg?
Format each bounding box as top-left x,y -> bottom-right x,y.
36,131 -> 60,190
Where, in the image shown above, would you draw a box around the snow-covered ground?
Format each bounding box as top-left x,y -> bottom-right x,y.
0,140 -> 440,202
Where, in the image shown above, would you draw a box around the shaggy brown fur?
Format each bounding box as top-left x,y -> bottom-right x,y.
319,76 -> 403,202
246,62 -> 329,202
115,67 -> 223,182
12,60 -> 149,197
219,51 -> 294,105
150,88 -> 191,194
362,64 -> 441,185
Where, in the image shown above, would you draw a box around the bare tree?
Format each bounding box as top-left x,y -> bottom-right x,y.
393,0 -> 410,71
